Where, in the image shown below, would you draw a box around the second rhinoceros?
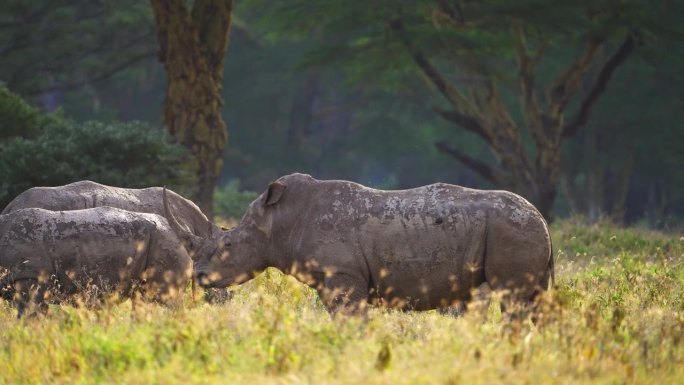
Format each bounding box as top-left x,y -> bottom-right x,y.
1,181 -> 217,257
194,173 -> 554,314
0,205 -> 193,317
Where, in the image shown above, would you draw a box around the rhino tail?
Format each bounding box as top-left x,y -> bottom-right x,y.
532,231 -> 554,301
535,238 -> 555,296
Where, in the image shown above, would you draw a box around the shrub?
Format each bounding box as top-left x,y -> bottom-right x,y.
0,87 -> 196,209
0,83 -> 58,139
213,180 -> 259,220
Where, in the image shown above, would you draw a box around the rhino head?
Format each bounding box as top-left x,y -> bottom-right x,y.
192,176 -> 299,288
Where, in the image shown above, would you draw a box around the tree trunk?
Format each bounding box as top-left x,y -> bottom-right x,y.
646,179 -> 669,229
610,152 -> 634,224
150,0 -> 233,218
287,71 -> 320,148
584,127 -> 604,222
560,174 -> 583,214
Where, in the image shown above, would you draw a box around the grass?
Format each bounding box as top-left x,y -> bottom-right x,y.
1,219 -> 683,384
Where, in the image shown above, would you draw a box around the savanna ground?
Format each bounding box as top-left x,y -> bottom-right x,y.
1,219 -> 683,385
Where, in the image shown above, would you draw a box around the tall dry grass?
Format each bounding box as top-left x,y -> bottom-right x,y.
1,219 -> 682,384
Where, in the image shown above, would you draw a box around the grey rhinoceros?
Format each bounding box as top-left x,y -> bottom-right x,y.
0,204 -> 193,317
2,182 -> 232,304
1,180 -> 217,256
194,173 -> 554,315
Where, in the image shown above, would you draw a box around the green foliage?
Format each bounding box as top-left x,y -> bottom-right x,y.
0,84 -> 59,139
234,0 -> 684,221
221,21 -> 484,191
1,0 -> 683,223
554,216 -> 683,260
243,0 -> 673,88
0,87 -> 195,209
0,120 -> 195,208
0,221 -> 683,384
213,181 -> 259,220
0,1 -> 155,95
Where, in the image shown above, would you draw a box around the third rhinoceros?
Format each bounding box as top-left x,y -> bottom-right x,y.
194,173 -> 554,314
0,205 -> 193,317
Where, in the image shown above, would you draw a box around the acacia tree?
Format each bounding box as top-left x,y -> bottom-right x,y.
247,0 -> 673,220
150,0 -> 233,217
389,2 -> 640,220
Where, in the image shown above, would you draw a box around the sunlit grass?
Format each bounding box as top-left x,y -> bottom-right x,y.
1,219 -> 683,384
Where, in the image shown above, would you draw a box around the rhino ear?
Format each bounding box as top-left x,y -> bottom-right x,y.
264,181 -> 286,206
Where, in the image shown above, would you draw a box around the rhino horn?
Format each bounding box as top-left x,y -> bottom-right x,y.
162,187 -> 202,247
208,221 -> 221,236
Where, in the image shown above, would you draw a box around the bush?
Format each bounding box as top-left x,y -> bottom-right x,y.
0,83 -> 58,139
213,180 -> 259,220
0,87 -> 196,209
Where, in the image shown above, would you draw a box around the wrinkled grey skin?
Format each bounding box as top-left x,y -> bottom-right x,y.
0,207 -> 193,317
1,181 -> 218,255
195,173 -> 554,314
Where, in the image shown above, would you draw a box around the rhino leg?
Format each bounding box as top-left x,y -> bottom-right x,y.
439,283 -> 492,318
14,279 -> 49,318
437,301 -> 466,317
469,281 -> 492,313
204,288 -> 234,304
318,273 -> 369,316
496,286 -> 540,323
139,231 -> 192,305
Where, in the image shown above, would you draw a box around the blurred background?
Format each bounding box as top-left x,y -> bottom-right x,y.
1,0 -> 682,226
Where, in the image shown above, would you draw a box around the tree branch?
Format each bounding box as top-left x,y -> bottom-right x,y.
389,18 -> 474,112
514,26 -> 545,134
563,33 -> 638,138
434,0 -> 465,28
435,107 -> 492,143
514,27 -> 547,104
547,37 -> 603,115
0,1 -> 61,30
435,140 -> 506,185
231,16 -> 264,48
24,51 -> 157,95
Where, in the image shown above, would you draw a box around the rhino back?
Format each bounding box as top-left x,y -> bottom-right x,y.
1,185 -> 90,214
0,207 -> 167,287
0,207 -> 166,242
1,181 -> 146,214
1,182 -> 210,237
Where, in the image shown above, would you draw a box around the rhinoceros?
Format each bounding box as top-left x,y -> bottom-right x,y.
0,205 -> 193,317
1,181 -> 217,256
194,173 -> 554,315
